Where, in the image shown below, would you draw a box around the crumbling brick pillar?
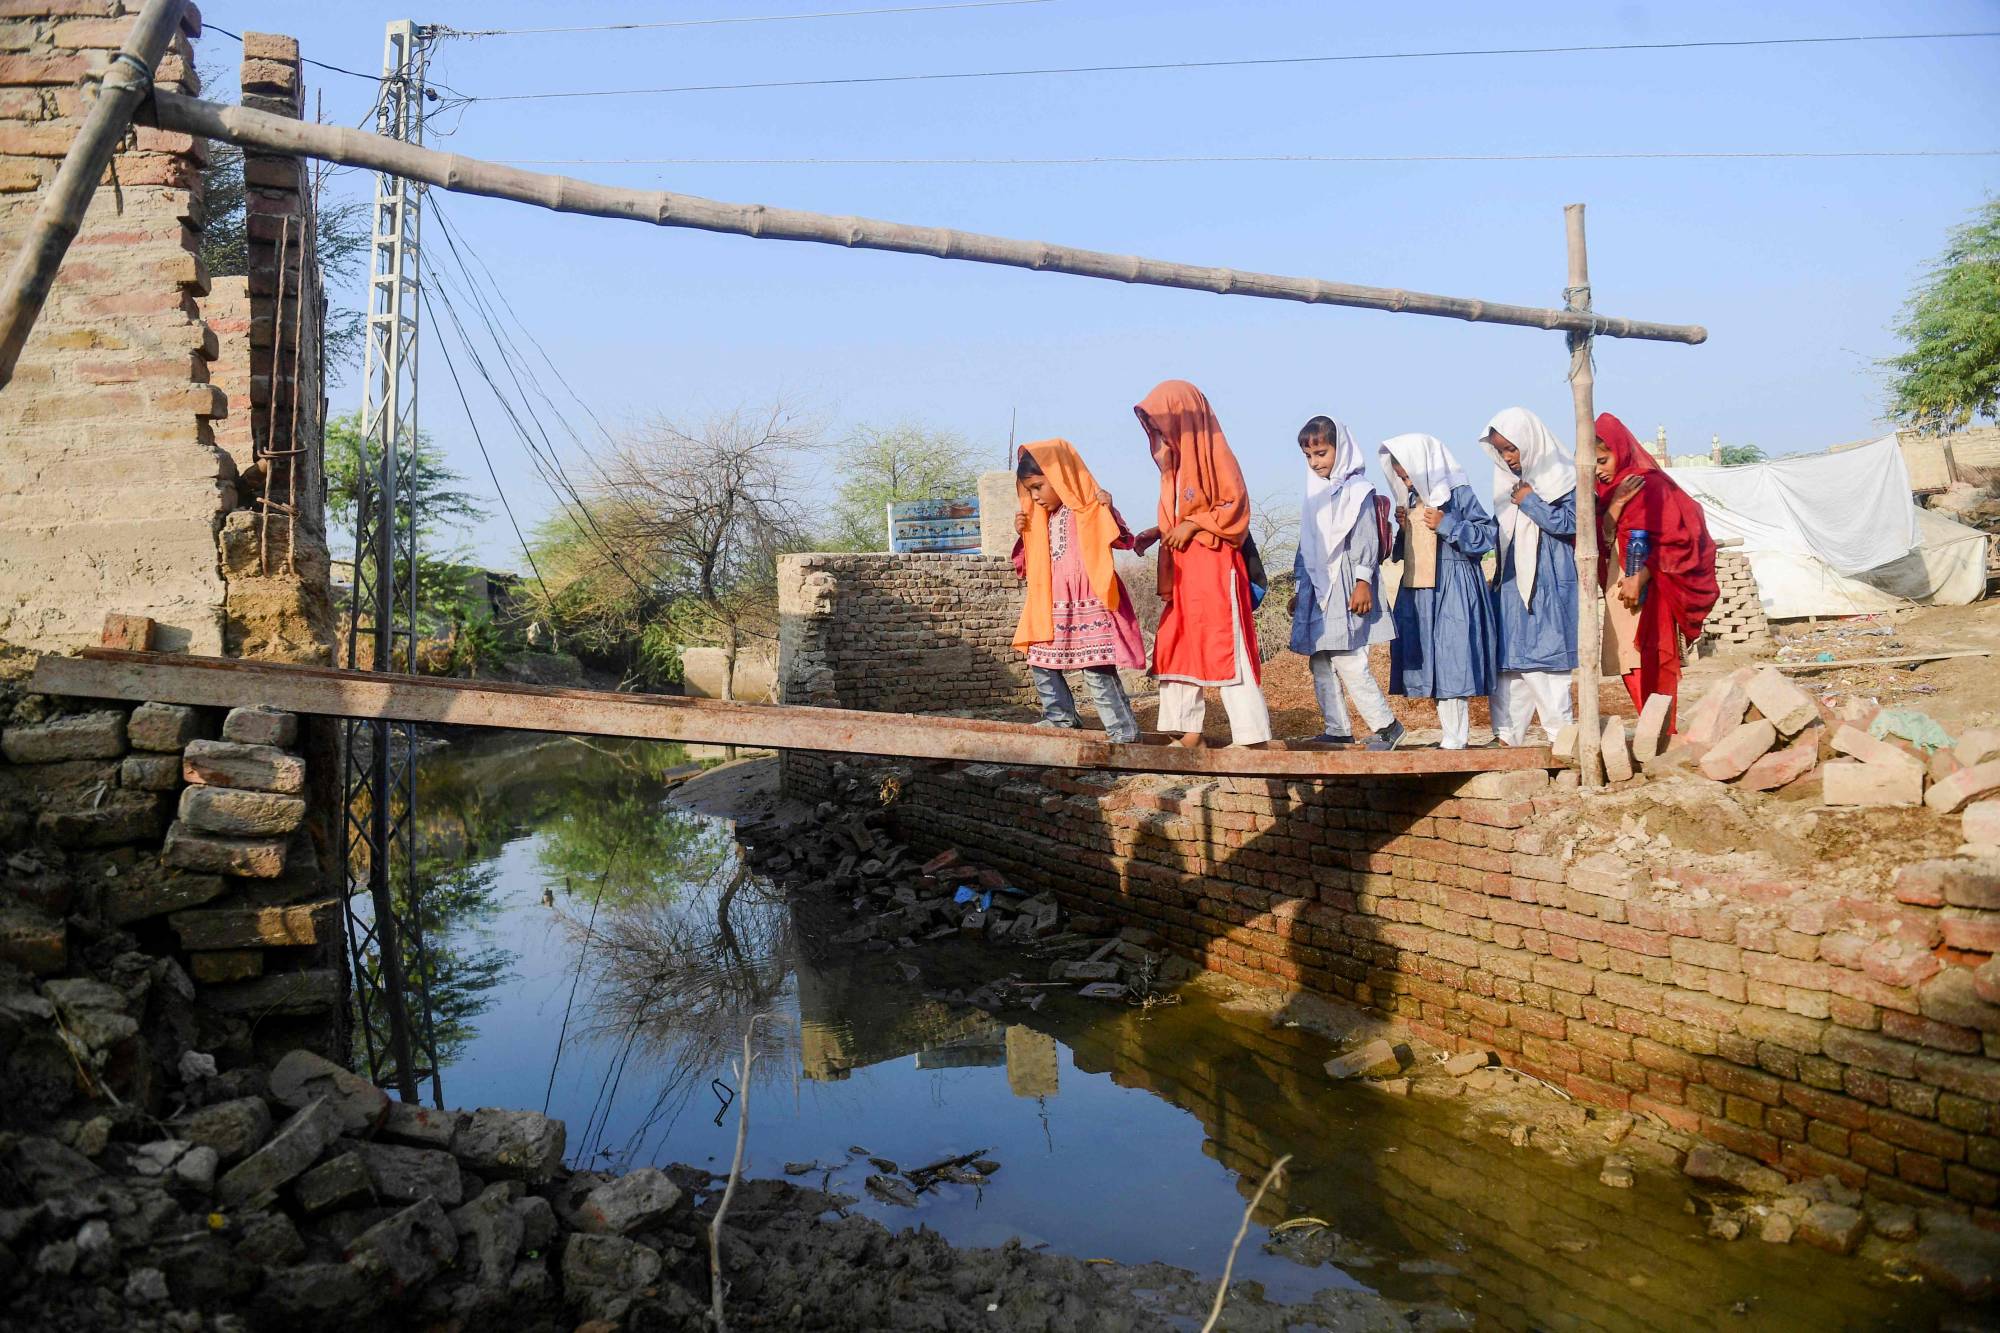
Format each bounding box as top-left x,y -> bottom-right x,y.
0,0 -> 227,654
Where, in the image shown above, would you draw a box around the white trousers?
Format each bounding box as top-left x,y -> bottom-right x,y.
1156,589 -> 1273,745
1491,669 -> 1574,747
1438,698 -> 1471,751
1310,649 -> 1395,736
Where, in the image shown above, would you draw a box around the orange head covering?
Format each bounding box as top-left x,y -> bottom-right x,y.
1133,380 -> 1250,550
1012,438 -> 1123,652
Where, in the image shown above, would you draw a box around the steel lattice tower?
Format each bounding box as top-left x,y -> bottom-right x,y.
342,18 -> 442,1106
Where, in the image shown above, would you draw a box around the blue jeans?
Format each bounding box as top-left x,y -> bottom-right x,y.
1031,666 -> 1139,743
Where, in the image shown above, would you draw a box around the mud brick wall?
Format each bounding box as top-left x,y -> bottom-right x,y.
1,694 -> 342,1065
777,553 -> 1030,712
0,0 -> 224,652
787,753 -> 2000,1221
1706,549 -> 1773,653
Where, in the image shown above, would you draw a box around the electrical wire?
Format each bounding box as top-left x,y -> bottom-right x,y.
458,29 -> 2000,103
201,22 -> 386,85
439,0 -> 1054,39
496,147 -> 2000,166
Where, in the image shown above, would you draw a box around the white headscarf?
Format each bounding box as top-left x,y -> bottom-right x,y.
1378,433 -> 1469,510
1480,407 -> 1577,608
1299,420 -> 1373,609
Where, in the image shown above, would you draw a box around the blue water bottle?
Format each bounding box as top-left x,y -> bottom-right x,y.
1625,529 -> 1651,606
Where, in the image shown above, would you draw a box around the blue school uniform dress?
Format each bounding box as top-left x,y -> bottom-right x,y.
1389,485 -> 1497,700
1288,508 -> 1394,656
1493,492 -> 1578,672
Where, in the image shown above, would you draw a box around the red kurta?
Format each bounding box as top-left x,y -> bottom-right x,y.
1153,538 -> 1260,685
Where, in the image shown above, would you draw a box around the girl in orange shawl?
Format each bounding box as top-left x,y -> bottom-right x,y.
1594,412 -> 1720,733
1011,440 -> 1145,742
1131,380 -> 1274,748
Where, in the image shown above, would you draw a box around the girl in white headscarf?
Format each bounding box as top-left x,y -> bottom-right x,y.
1379,433 -> 1496,750
1287,416 -> 1400,749
1480,407 -> 1578,747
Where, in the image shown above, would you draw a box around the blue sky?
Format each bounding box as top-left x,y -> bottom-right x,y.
204,2 -> 2000,569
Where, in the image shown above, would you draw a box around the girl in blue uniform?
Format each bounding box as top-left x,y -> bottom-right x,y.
1379,433 -> 1496,750
1480,407 -> 1578,747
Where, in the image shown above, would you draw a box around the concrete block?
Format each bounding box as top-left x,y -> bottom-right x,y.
1698,719 -> 1776,781
181,738 -> 304,793
577,1167 -> 684,1234
179,1097 -> 272,1165
221,704 -> 297,747
217,1097 -> 341,1205
1745,666 -> 1817,735
1739,734 -> 1819,792
2,710 -> 125,762
1956,727 -> 2000,767
1926,759 -> 2000,814
977,470 -> 1017,557
1551,722 -> 1578,762
270,1048 -> 390,1135
1798,1202 -> 1866,1255
162,820 -> 288,877
1601,717 -> 1634,782
454,1108 -> 565,1182
1963,800 -> 2000,847
105,869 -> 223,925
1829,724 -> 1924,774
37,791 -> 165,847
1681,667 -> 1756,748
170,899 -> 335,951
1822,759 -> 1923,808
352,1140 -> 464,1207
100,613 -> 155,651
1325,1038 -> 1407,1079
294,1152 -> 374,1215
344,1197 -> 459,1293
1632,693 -> 1673,762
127,702 -> 202,752
119,752 -> 182,790
178,782 -> 305,836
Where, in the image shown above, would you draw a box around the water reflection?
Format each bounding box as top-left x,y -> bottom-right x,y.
414,736 -> 1945,1330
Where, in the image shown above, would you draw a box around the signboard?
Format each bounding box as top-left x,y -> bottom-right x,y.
888,495 -> 981,553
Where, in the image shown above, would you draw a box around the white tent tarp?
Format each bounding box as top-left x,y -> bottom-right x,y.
1675,436 -> 1988,618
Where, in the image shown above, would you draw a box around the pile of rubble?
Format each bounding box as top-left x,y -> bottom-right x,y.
1572,665 -> 2000,817
739,765 -> 1190,1006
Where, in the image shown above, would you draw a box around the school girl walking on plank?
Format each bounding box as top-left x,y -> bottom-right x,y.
1480,407 -> 1578,747
1130,379 -> 1273,749
1593,412 -> 1719,733
1288,416 -> 1403,750
1380,433 -> 1497,750
1009,439 -> 1145,743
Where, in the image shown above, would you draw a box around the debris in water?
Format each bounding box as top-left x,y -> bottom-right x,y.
865,1174 -> 919,1207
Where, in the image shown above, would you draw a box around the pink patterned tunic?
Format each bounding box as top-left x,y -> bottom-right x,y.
1012,505 -> 1147,672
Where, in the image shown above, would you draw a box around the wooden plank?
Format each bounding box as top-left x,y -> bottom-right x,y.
34,651 -> 1554,779
137,91 -> 1707,346
1774,649 -> 1991,674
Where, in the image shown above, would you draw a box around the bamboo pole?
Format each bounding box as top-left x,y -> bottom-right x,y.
1566,204 -> 1603,788
139,91 -> 1709,345
0,0 -> 186,389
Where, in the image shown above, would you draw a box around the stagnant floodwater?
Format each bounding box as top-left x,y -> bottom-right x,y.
409,733 -> 1949,1331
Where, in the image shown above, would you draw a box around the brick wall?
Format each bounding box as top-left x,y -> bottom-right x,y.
1,691 -> 342,1065
787,752 -> 2000,1221
0,0 -> 225,652
777,552 -> 1030,712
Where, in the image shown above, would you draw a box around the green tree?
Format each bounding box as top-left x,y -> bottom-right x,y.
1718,444 -> 1765,466
325,410 -> 491,637
1885,197 -> 2000,432
828,422 -> 982,550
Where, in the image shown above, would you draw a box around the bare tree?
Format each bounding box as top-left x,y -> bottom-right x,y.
1252,486 -> 1300,573
588,405 -> 821,698
830,422 -> 983,550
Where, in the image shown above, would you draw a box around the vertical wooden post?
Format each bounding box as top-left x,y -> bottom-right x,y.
1566,204 -> 1602,788
0,0 -> 186,388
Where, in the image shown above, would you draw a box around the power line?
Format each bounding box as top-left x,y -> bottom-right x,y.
439,0 -> 1054,39
460,29 -> 2000,103
497,147 -> 2000,167
201,22 -> 386,85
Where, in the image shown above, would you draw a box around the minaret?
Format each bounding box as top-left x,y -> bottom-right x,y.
1652,425 -> 1670,468
1711,434 -> 1724,466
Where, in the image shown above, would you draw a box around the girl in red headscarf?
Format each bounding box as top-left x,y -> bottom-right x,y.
1593,412 -> 1719,733
1131,380 -> 1273,748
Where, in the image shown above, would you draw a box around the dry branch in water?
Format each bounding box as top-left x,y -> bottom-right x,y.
1200,1153 -> 1291,1333
710,1012 -> 772,1333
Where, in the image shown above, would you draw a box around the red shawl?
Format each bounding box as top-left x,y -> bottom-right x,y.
1594,412 -> 1719,641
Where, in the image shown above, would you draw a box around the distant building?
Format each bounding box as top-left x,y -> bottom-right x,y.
1651,426 -> 1722,470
